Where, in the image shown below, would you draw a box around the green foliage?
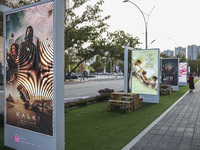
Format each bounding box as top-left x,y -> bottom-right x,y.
65,95 -> 108,110
88,66 -> 95,72
160,53 -> 169,58
176,54 -> 187,62
188,54 -> 200,75
106,30 -> 140,61
65,0 -> 110,57
92,55 -> 104,72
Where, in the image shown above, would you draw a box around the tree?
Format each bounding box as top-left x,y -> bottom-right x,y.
160,53 -> 169,58
92,55 -> 104,72
106,30 -> 141,91
65,0 -> 111,79
176,54 -> 187,62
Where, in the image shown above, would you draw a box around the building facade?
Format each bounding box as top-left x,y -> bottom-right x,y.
175,46 -> 186,57
187,45 -> 198,60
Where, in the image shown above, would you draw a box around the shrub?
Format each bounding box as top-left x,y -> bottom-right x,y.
65,95 -> 109,110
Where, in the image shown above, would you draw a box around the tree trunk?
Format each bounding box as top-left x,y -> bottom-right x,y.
66,59 -> 85,80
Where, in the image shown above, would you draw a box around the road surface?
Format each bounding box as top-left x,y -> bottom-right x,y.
64,78 -> 124,102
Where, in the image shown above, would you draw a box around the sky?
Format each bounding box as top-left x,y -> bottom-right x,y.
74,0 -> 200,52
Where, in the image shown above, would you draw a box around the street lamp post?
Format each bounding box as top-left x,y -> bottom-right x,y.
123,0 -> 155,49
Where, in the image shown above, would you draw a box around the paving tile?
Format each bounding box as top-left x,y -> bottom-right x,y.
165,130 -> 175,136
141,134 -> 154,140
146,140 -> 159,147
156,141 -> 169,149
171,123 -> 179,127
179,124 -> 187,128
167,141 -> 180,150
160,135 -> 172,142
187,124 -> 195,128
193,133 -> 200,139
192,138 -> 200,146
171,136 -> 182,143
177,127 -> 185,132
194,129 -> 200,134
190,145 -> 200,150
181,137 -> 192,145
151,135 -> 163,141
148,129 -> 158,134
156,129 -> 166,135
178,144 -> 191,150
136,139 -> 149,146
160,126 -> 169,131
142,146 -> 155,150
130,145 -> 143,150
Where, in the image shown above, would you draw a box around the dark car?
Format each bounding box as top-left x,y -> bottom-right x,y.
65,73 -> 78,79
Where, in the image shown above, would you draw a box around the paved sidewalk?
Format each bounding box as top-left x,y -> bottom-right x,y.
124,81 -> 200,150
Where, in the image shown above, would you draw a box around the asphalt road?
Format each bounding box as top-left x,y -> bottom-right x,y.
64,78 -> 124,102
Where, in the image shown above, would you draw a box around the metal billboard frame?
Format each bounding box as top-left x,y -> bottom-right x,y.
161,58 -> 179,91
2,0 -> 65,149
124,46 -> 160,103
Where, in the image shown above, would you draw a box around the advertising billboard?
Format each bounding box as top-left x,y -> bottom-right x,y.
161,58 -> 179,86
131,49 -> 159,95
5,1 -> 54,136
179,62 -> 187,85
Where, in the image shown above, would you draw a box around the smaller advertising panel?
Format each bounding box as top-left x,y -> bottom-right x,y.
179,62 -> 187,83
131,49 -> 159,95
161,58 -> 179,86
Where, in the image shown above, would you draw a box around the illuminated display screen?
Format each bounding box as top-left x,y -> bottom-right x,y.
161,59 -> 179,86
131,49 -> 159,95
5,1 -> 54,136
179,62 -> 187,83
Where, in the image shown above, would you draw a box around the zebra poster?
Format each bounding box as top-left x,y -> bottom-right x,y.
5,1 -> 54,136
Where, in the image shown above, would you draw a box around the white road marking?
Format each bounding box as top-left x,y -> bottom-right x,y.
76,91 -> 96,95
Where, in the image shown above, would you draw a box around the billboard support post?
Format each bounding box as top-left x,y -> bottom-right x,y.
54,0 -> 65,149
124,46 -> 128,93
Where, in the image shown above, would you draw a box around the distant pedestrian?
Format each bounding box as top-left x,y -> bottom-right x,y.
188,73 -> 194,92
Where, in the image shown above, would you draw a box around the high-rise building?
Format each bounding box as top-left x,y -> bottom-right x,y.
188,45 -> 198,60
175,46 -> 186,56
163,49 -> 174,57
197,45 -> 200,57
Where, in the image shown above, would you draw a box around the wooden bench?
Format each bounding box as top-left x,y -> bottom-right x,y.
160,84 -> 173,95
121,96 -> 141,110
108,92 -> 141,113
108,100 -> 133,113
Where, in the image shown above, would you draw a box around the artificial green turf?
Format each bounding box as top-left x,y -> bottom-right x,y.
0,80 -> 199,150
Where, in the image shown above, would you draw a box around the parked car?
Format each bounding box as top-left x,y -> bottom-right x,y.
65,73 -> 78,79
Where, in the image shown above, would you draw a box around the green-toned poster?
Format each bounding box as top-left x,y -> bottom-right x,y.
131,49 -> 159,95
